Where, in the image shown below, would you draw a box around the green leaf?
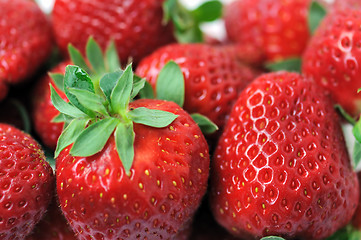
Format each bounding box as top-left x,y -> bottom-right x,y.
162,0 -> 177,24
308,1 -> 327,34
139,81 -> 155,99
327,225 -> 361,240
260,237 -> 286,240
191,1 -> 223,22
86,37 -> 106,73
175,24 -> 203,43
156,61 -> 185,107
265,58 -> 302,73
191,113 -> 218,134
128,107 -> 178,128
353,119 -> 361,143
51,113 -> 65,123
67,88 -> 108,116
335,104 -> 356,125
353,140 -> 361,169
99,70 -> 123,103
63,65 -> 95,115
115,122 -> 135,174
131,76 -> 146,99
110,64 -> 133,114
70,118 -> 119,156
105,40 -> 121,72
50,85 -> 88,119
54,118 -> 89,158
49,73 -> 64,92
68,44 -> 91,74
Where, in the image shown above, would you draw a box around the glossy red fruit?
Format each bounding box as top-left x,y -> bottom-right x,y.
56,99 -> 210,239
224,0 -> 311,63
0,124 -> 54,240
0,0 -> 52,101
32,62 -> 69,150
136,43 -> 260,130
302,8 -> 361,117
210,72 -> 359,239
26,197 -> 76,240
52,0 -> 174,65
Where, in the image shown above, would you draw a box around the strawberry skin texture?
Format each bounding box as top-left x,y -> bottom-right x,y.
136,43 -> 260,130
0,124 -> 54,240
56,99 -> 210,239
32,61 -> 69,150
52,0 -> 174,65
0,0 -> 52,98
302,9 -> 361,117
210,72 -> 359,239
224,0 -> 311,63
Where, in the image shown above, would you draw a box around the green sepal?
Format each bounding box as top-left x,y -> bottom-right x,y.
191,113 -> 218,134
70,118 -> 119,157
68,44 -> 91,74
99,70 -> 123,103
50,85 -> 88,119
86,37 -> 106,73
115,122 -> 135,174
156,61 -> 185,107
52,113 -> 66,123
353,140 -> 361,169
353,120 -> 361,143
191,1 -> 223,23
67,88 -> 108,117
139,81 -> 155,99
326,225 -> 361,240
265,58 -> 302,73
105,40 -> 121,72
49,73 -> 64,92
128,107 -> 178,128
54,118 -> 89,158
308,1 -> 327,34
335,104 -> 356,125
110,64 -> 133,114
260,237 -> 286,240
131,76 -> 146,99
63,65 -> 95,116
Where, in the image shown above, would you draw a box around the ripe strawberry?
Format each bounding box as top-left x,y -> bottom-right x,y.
302,7 -> 361,117
26,197 -> 76,240
136,43 -> 260,130
0,0 -> 52,101
32,61 -> 69,150
53,62 -> 210,239
210,72 -> 359,239
0,123 -> 54,239
224,0 -> 311,64
52,0 -> 174,65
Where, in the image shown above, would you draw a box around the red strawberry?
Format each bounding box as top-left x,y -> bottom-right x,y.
26,197 -> 76,240
53,63 -> 210,239
224,0 -> 311,64
210,72 -> 359,239
0,123 -> 54,239
353,172 -> 361,230
136,43 -> 260,130
52,0 -> 174,65
32,61 -> 69,150
0,0 -> 52,101
302,8 -> 361,117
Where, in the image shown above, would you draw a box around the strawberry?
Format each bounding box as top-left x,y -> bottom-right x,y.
26,197 -> 76,240
52,60 -> 210,239
52,0 -> 174,65
135,43 -> 260,131
0,123 -> 54,239
210,72 -> 359,239
302,7 -> 361,117
224,0 -> 311,64
0,0 -> 52,101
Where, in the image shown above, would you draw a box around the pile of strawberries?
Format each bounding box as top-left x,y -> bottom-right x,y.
2,0 -> 361,239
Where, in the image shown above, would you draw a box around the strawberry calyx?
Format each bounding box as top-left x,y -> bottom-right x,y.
308,1 -> 327,35
163,0 -> 223,43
